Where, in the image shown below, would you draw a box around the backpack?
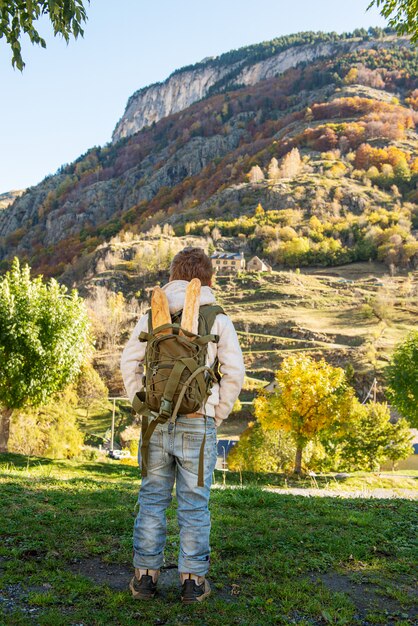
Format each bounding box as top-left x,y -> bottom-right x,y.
132,303 -> 224,487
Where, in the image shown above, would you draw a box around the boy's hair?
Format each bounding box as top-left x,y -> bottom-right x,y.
169,247 -> 213,285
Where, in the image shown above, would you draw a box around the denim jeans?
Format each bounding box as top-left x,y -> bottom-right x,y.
133,415 -> 218,576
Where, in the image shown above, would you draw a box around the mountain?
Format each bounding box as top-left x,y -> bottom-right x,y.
112,30 -> 410,142
0,29 -> 417,279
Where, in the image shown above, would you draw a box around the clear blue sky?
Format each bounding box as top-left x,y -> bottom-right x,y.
0,0 -> 386,192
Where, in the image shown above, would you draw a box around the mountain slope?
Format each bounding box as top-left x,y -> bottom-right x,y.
112,30 -> 409,141
0,34 -> 417,277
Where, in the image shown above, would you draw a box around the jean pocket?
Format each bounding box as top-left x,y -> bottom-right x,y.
182,431 -> 217,476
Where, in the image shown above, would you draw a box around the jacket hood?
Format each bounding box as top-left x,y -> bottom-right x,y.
161,280 -> 217,314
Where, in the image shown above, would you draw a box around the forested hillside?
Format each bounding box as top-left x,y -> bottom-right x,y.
0,34 -> 417,280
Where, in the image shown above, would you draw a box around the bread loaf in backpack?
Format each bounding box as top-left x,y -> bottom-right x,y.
180,278 -> 201,335
151,287 -> 171,335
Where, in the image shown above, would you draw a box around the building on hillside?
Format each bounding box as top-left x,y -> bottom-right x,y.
211,251 -> 245,274
247,255 -> 272,273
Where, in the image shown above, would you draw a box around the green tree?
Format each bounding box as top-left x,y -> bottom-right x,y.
341,402 -> 412,471
368,1 -> 418,44
385,417 -> 414,469
254,354 -> 355,474
227,421 -> 296,473
0,257 -> 92,451
1,0 -> 89,70
386,330 -> 418,426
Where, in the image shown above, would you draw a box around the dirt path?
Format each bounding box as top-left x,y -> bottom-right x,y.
212,484 -> 418,499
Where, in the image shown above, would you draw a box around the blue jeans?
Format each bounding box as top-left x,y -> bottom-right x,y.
133,415 -> 218,576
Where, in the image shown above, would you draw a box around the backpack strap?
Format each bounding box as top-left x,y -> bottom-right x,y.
198,304 -> 225,335
198,304 -> 224,383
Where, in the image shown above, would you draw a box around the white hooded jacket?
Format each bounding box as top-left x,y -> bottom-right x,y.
120,280 -> 246,427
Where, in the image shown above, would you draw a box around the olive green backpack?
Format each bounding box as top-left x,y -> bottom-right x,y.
132,304 -> 224,486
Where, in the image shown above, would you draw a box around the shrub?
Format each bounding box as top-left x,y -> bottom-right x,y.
227,421 -> 295,473
8,388 -> 84,459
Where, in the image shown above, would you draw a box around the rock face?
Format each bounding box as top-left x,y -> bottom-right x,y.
0,190 -> 25,211
112,37 -> 410,142
0,131 -> 244,253
113,64 -> 240,142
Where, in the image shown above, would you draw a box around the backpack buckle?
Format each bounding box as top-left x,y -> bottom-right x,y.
159,398 -> 172,419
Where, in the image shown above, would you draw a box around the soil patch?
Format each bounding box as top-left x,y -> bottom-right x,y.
307,570 -> 417,623
67,556 -> 134,591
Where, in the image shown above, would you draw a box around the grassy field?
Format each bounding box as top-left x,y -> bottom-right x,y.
0,453 -> 417,626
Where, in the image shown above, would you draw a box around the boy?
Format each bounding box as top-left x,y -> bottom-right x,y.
120,247 -> 245,603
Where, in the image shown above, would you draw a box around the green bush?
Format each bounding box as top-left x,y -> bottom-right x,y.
8,387 -> 84,459
227,421 -> 296,473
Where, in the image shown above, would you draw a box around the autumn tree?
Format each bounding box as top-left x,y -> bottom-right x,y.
279,148 -> 302,178
8,387 -> 85,459
86,287 -> 131,351
267,157 -> 280,182
211,226 -> 222,242
254,354 -> 354,474
386,330 -> 418,426
248,165 -> 265,183
0,258 -> 92,452
1,0 -> 89,70
344,68 -> 359,85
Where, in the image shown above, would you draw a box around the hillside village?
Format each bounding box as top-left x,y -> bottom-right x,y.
211,251 -> 272,273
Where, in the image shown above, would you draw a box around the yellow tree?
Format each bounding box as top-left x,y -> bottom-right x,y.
254,354 -> 354,474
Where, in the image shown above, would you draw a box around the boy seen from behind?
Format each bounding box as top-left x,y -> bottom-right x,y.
120,247 -> 245,603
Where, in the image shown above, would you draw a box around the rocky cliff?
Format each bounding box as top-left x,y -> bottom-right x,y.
112,63 -> 241,142
112,36 -> 410,142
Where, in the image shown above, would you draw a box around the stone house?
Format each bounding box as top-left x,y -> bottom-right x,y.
211,251 -> 245,274
247,256 -> 272,273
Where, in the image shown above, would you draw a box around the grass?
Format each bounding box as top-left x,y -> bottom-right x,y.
212,265 -> 418,381
1,452 -> 417,625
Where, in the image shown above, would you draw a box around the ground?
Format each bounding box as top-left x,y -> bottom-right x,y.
0,453 -> 416,626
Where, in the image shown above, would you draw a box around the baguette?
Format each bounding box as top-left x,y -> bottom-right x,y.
180,278 -> 201,335
151,287 -> 171,334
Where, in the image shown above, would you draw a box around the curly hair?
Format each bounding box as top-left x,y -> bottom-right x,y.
169,247 -> 213,285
